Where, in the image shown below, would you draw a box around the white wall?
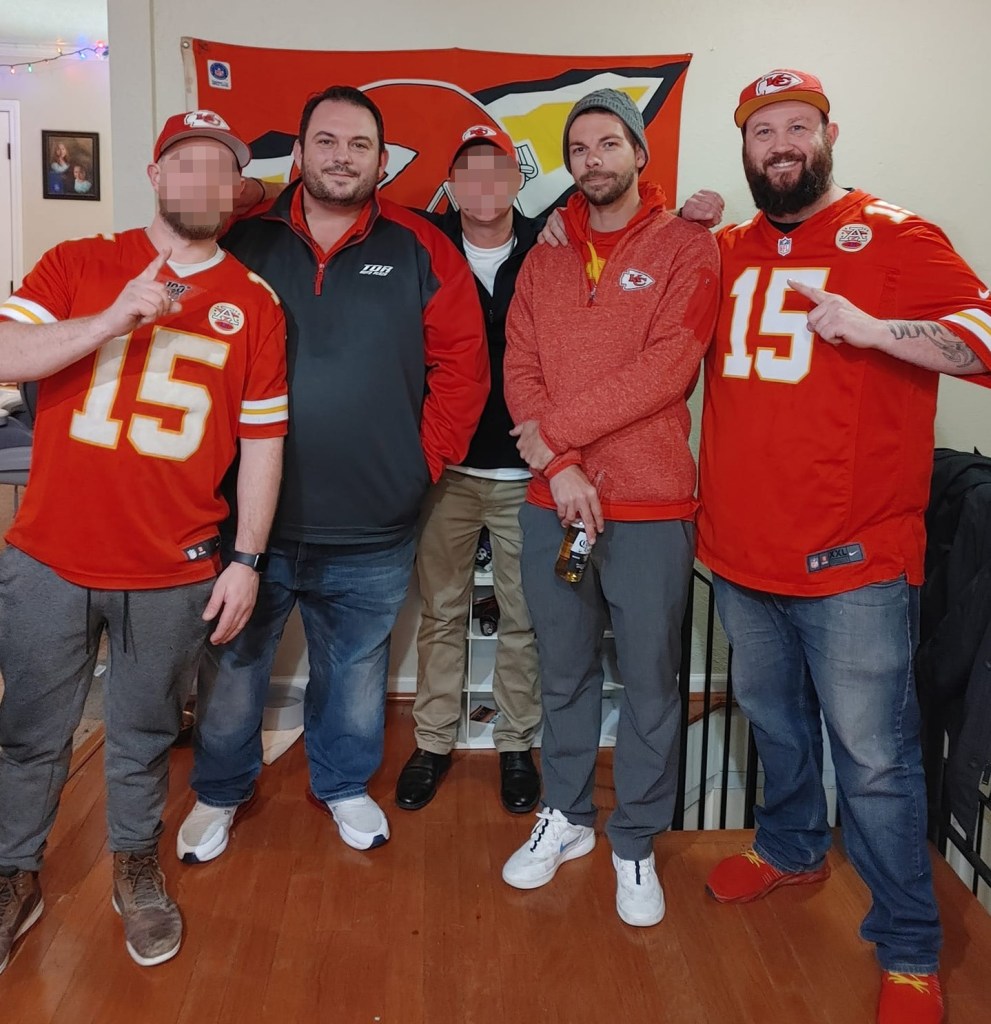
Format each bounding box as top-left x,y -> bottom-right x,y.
106,0 -> 991,687
0,52 -> 113,275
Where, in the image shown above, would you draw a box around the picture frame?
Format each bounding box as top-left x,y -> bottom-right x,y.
42,130 -> 100,201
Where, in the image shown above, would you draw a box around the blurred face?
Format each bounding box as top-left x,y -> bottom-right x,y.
293,100 -> 387,209
73,165 -> 87,181
449,143 -> 521,226
152,139 -> 240,241
566,111 -> 644,207
742,100 -> 837,217
55,143 -> 69,162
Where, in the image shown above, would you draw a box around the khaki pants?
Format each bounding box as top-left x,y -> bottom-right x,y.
413,470 -> 540,753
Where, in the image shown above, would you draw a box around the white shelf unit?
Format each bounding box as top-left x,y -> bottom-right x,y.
458,568 -> 624,749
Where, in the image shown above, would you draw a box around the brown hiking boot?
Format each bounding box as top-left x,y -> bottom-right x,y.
0,870 -> 43,975
111,851 -> 182,966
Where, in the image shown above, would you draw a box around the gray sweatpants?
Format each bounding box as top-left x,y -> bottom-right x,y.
0,546 -> 214,871
519,504 -> 694,861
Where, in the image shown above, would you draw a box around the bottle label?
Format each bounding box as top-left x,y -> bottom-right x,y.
555,519 -> 590,583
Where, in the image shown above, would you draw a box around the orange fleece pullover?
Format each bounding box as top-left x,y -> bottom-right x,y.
504,182 -> 719,521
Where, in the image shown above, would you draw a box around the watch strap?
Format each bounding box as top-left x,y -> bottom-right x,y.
230,550 -> 268,572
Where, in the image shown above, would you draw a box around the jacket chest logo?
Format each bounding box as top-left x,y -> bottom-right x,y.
618,268 -> 655,291
359,263 -> 394,277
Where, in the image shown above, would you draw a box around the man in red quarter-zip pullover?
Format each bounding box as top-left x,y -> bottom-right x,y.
501,88 -> 719,927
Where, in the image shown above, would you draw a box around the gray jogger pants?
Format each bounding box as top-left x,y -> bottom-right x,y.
0,546 -> 214,870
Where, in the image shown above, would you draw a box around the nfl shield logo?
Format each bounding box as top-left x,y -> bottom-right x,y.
777,236 -> 792,256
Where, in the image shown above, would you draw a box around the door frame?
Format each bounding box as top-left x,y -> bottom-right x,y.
0,99 -> 24,296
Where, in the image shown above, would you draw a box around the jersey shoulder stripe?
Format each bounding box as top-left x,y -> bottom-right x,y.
0,296 -> 55,324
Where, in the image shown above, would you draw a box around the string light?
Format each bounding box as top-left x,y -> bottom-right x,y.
1,43 -> 109,75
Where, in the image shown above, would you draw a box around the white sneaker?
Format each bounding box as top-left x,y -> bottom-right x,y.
612,851 -> 665,927
502,808 -> 595,890
176,800 -> 240,864
323,794 -> 390,850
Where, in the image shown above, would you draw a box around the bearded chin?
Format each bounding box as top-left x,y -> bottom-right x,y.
745,143 -> 833,218
581,165 -> 636,207
159,200 -> 225,241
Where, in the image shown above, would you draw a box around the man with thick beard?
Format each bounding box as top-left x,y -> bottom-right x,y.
176,86 -> 488,864
0,110 -> 288,972
698,70 -> 991,1024
501,89 -> 719,927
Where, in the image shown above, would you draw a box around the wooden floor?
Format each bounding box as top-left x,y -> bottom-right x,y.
3,705 -> 991,1024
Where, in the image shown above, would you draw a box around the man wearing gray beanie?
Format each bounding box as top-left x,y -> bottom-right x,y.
561,88 -> 650,171
502,87 -> 720,928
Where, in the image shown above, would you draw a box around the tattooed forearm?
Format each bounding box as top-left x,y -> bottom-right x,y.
887,320 -> 980,370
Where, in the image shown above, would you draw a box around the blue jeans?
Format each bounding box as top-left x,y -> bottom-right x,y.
191,536 -> 415,806
712,574 -> 941,973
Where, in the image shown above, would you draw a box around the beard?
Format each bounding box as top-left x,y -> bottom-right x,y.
302,162 -> 377,208
744,135 -> 833,218
578,164 -> 636,207
158,199 -> 226,241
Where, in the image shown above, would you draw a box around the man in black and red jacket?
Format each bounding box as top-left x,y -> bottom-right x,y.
176,87 -> 489,864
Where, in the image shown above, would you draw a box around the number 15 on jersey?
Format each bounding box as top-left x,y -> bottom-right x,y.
722,267 -> 830,384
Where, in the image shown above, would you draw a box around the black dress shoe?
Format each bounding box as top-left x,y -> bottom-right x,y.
499,749 -> 540,814
395,748 -> 452,810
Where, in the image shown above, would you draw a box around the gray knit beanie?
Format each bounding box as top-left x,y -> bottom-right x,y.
562,88 -> 649,170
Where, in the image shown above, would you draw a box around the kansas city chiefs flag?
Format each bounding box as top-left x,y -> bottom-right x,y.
183,39 -> 691,218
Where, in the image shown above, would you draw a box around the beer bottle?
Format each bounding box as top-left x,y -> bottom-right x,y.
555,519 -> 590,583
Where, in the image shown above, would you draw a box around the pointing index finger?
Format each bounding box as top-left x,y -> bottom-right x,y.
788,278 -> 829,304
140,248 -> 172,281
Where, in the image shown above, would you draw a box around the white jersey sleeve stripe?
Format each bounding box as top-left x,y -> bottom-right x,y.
942,309 -> 991,356
239,396 -> 289,425
0,297 -> 57,325
239,409 -> 289,425
241,396 -> 288,411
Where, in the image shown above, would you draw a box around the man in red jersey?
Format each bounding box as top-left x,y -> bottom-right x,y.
0,110 -> 287,973
502,89 -> 719,928
697,70 -> 991,1024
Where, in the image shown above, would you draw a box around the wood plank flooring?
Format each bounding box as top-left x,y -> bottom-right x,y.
3,704 -> 990,1023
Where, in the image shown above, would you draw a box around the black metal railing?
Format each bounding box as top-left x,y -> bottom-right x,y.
674,570 -> 991,906
671,568 -> 761,831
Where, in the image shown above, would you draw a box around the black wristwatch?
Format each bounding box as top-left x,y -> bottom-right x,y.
229,550 -> 269,573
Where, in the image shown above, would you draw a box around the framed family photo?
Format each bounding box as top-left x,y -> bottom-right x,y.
42,130 -> 100,201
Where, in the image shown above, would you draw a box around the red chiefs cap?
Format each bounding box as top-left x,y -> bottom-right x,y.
734,70 -> 830,128
448,124 -> 519,172
153,110 -> 252,169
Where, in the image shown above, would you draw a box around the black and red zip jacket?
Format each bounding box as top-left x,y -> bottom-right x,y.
222,181 -> 489,547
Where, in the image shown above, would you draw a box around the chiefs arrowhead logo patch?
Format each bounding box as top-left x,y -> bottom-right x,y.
619,268 -> 656,291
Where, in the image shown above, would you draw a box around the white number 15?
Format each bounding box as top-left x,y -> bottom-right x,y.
723,267 -> 830,384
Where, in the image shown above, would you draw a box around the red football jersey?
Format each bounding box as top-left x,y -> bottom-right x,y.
1,229 -> 288,589
698,190 -> 991,596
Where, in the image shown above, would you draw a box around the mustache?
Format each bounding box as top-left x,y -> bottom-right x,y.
763,151 -> 806,170
579,171 -> 616,185
322,165 -> 359,177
